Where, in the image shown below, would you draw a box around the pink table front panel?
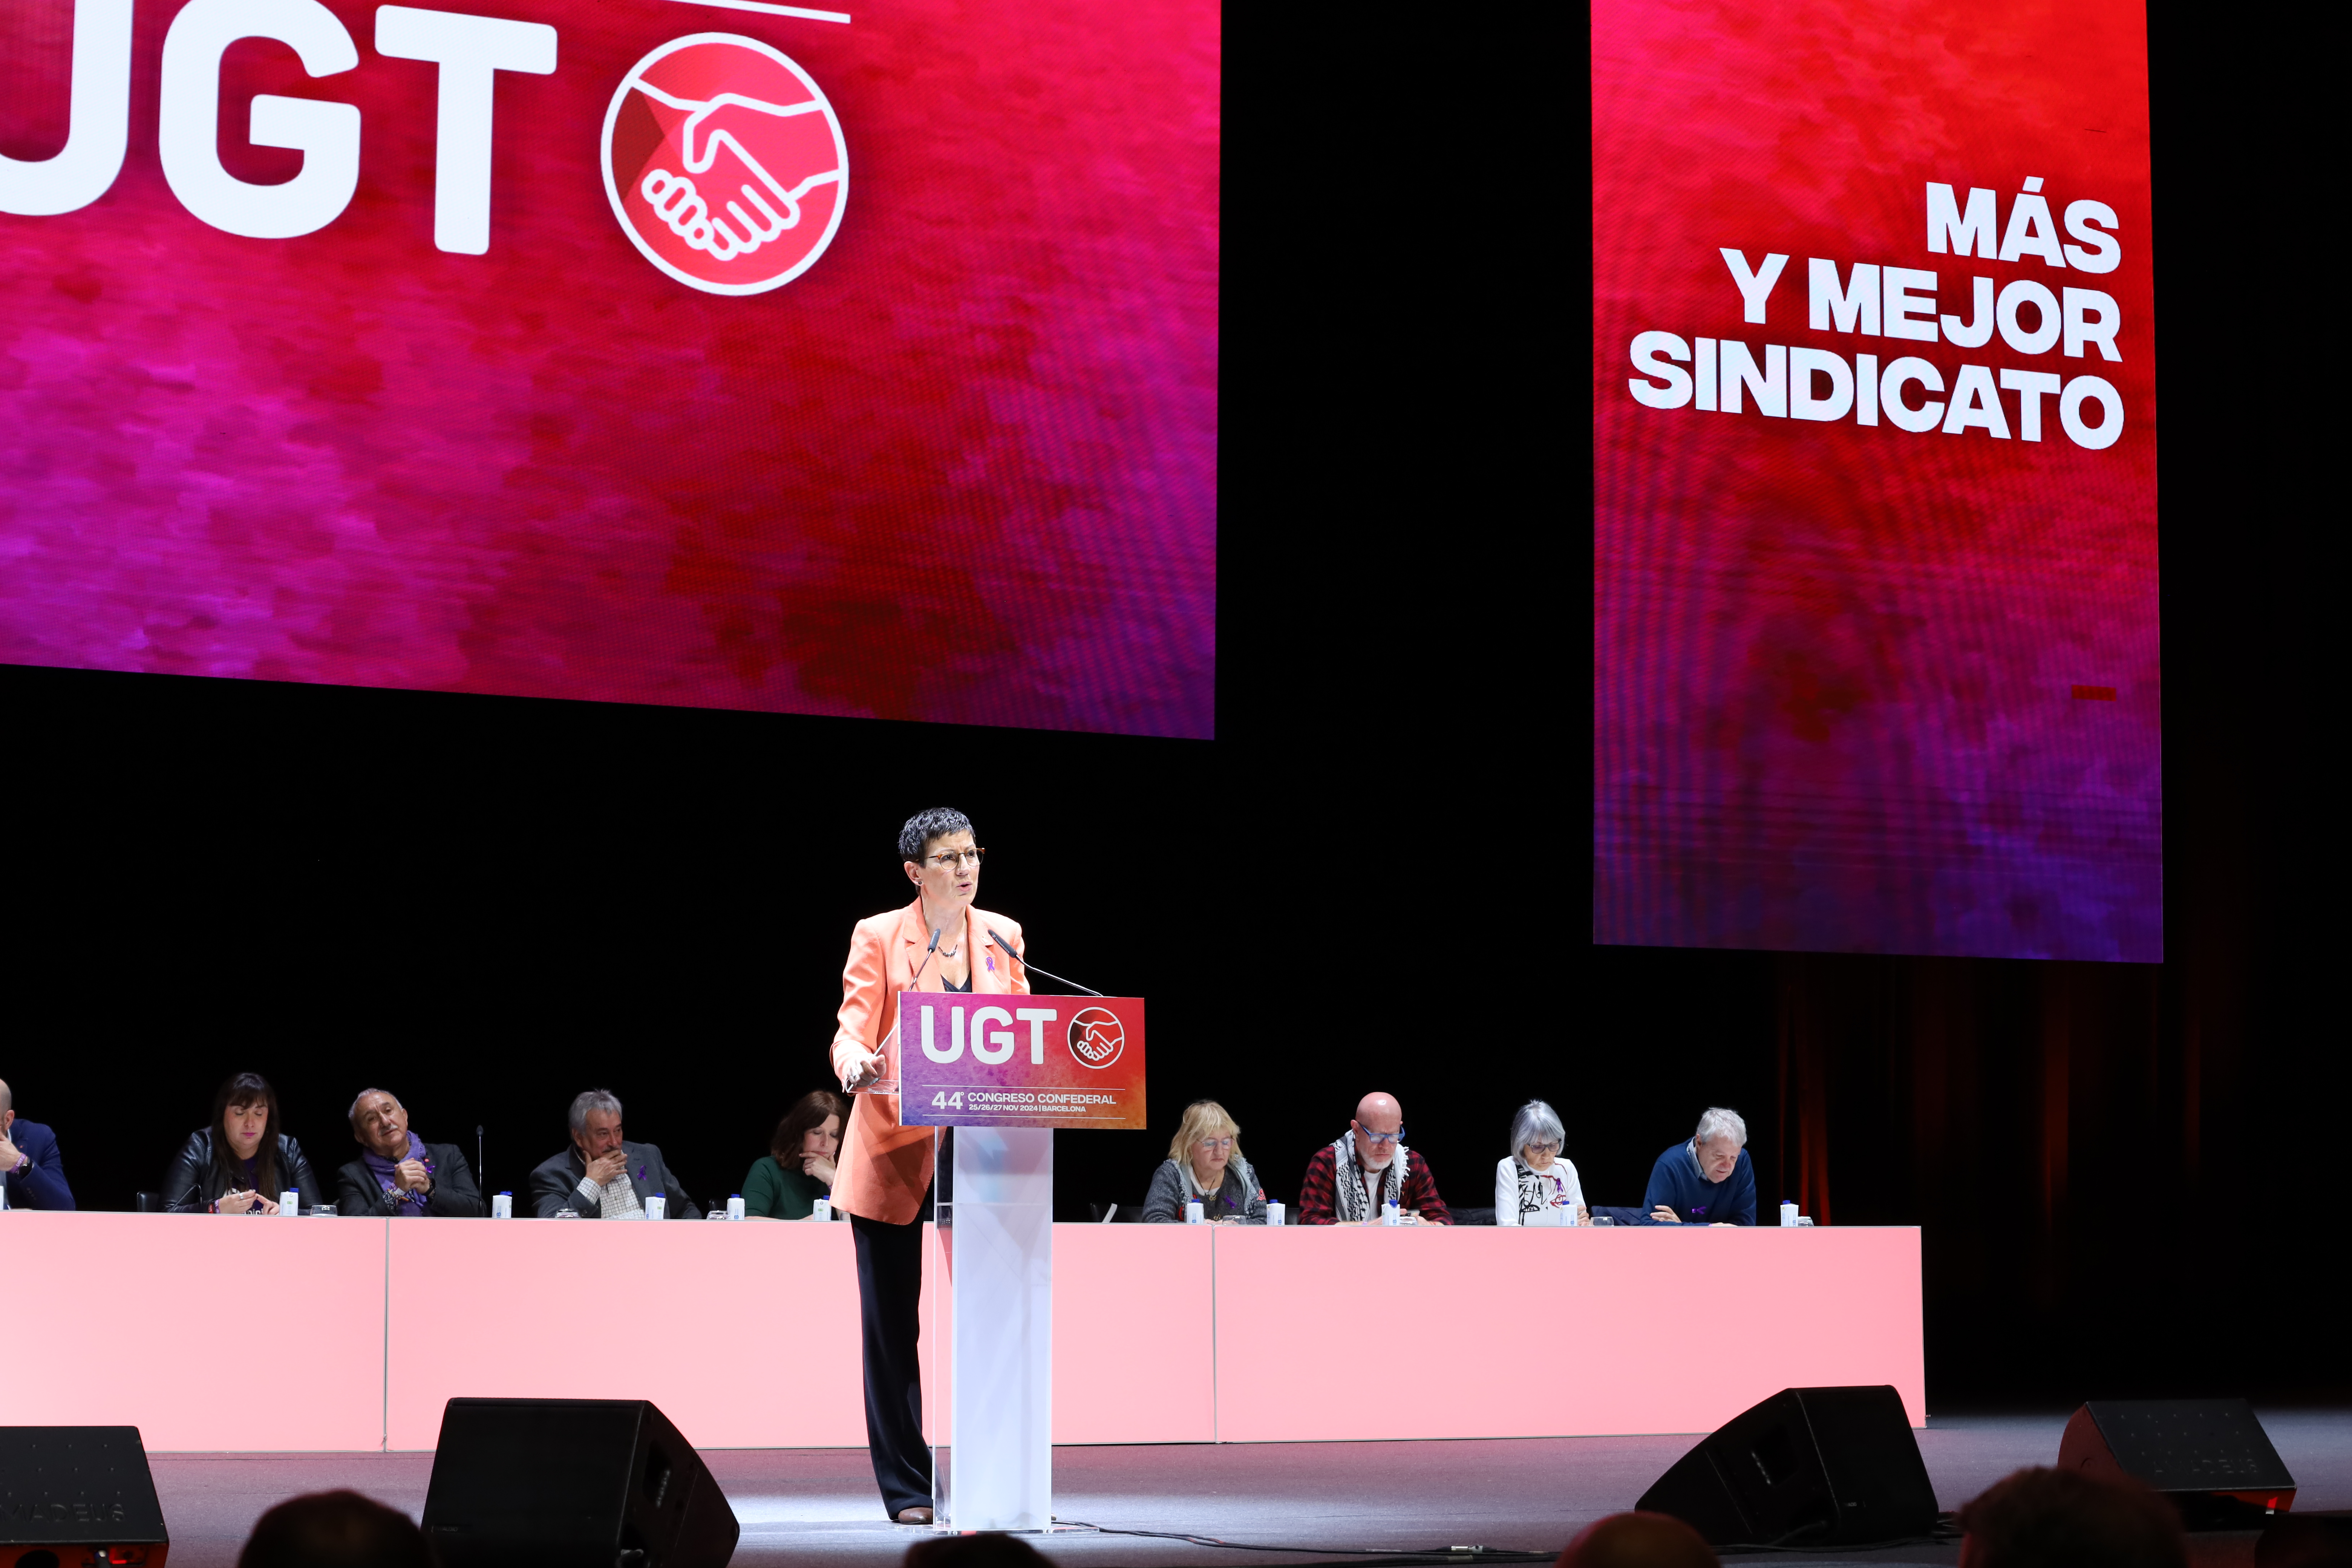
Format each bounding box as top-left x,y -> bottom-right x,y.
6,1216 -> 1921,1450
918,1219 -> 1216,1446
7,1211 -> 389,1451
1052,1221 -> 1215,1443
384,1219 -> 866,1450
1211,1225 -> 1925,1442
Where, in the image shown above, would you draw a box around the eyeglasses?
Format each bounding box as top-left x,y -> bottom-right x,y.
1522,1140 -> 1561,1156
1194,1137 -> 1235,1151
925,848 -> 987,868
1356,1126 -> 1405,1147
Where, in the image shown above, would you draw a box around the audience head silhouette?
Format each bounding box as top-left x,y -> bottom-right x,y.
1955,1466 -> 2186,1568
237,1490 -> 434,1568
1559,1510 -> 1719,1568
904,1532 -> 1051,1566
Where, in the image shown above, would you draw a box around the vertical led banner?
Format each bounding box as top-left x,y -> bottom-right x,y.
1592,0 -> 2159,960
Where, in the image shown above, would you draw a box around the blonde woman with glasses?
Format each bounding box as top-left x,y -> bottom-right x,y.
1143,1100 -> 1268,1223
1496,1099 -> 1588,1227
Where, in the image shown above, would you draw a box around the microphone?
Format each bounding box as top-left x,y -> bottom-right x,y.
850,926 -> 943,1095
476,1125 -> 485,1202
906,926 -> 945,989
989,928 -> 1104,996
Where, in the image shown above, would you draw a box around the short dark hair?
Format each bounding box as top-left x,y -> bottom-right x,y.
1956,1467 -> 2186,1568
237,1489 -> 433,1568
771,1089 -> 847,1160
899,807 -> 974,864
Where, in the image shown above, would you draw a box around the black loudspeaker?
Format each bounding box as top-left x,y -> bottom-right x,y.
420,1399 -> 739,1568
1634,1384 -> 1938,1548
2059,1400 -> 2297,1529
0,1426 -> 171,1566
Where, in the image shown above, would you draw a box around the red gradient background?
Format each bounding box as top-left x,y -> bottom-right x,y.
0,0 -> 1218,735
1593,0 -> 2159,960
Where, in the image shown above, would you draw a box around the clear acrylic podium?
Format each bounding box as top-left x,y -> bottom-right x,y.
928,1125 -> 1055,1530
890,989 -> 1148,1532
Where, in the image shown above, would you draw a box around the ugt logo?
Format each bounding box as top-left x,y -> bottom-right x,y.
1067,1008 -> 1125,1070
601,33 -> 848,295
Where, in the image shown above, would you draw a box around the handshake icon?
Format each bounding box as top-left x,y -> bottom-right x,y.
631,84 -> 843,265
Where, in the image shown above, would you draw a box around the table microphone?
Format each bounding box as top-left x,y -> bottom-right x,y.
476,1125 -> 485,1198
989,928 -> 1104,996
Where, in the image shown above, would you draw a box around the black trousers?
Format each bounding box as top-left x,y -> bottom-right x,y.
851,1210 -> 931,1516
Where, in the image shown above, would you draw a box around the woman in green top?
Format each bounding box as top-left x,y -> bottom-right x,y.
743,1090 -> 844,1219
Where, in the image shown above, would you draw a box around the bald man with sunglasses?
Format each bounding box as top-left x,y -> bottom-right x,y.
1296,1092 -> 1452,1225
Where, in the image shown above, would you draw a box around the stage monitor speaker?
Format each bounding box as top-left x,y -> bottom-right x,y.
1634,1384 -> 1936,1549
0,1426 -> 171,1567
2060,1399 -> 2296,1529
420,1398 -> 739,1568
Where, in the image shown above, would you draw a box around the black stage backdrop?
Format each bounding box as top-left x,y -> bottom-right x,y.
2,2 -> 2334,1410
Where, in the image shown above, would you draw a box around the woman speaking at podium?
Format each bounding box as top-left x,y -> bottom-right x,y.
831,806 -> 1027,1525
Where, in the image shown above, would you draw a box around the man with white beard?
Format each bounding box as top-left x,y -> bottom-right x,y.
1297,1091 -> 1452,1225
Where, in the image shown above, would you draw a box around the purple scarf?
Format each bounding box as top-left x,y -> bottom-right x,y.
364,1133 -> 433,1216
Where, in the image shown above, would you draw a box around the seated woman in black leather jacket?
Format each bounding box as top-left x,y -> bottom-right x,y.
164,1072 -> 323,1215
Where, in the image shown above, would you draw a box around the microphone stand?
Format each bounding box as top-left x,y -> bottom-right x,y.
989,928 -> 1104,996
906,926 -> 944,989
850,926 -> 944,1097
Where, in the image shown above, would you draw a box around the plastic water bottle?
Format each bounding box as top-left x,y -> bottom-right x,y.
727,1194 -> 746,1220
1781,1200 -> 1800,1227
645,1194 -> 667,1221
812,1198 -> 833,1222
279,1190 -> 300,1218
1265,1202 -> 1284,1226
1184,1199 -> 1205,1224
1380,1200 -> 1400,1227
492,1192 -> 512,1219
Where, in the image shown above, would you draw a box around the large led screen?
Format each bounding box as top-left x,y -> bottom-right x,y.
2,0 -> 1217,736
1593,0 -> 2159,960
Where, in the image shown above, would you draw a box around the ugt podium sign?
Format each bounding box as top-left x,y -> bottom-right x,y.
898,993 -> 1145,1130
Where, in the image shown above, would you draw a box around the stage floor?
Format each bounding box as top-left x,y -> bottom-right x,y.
139,1410 -> 2352,1566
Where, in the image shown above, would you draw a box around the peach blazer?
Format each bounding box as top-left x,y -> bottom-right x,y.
828,897 -> 1027,1225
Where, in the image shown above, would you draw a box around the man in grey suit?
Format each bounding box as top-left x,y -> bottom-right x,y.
529,1089 -> 701,1219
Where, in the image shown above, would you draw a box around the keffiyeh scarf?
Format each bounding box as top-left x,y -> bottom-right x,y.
1513,1156 -> 1571,1220
1328,1133 -> 1409,1223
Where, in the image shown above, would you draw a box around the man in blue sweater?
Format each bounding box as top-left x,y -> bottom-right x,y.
1644,1106 -> 1756,1225
0,1077 -> 76,1211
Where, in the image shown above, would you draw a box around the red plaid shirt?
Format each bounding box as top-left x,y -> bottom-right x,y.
1295,1140 -> 1452,1225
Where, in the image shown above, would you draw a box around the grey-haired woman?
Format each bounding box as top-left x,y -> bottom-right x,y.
1495,1099 -> 1587,1226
